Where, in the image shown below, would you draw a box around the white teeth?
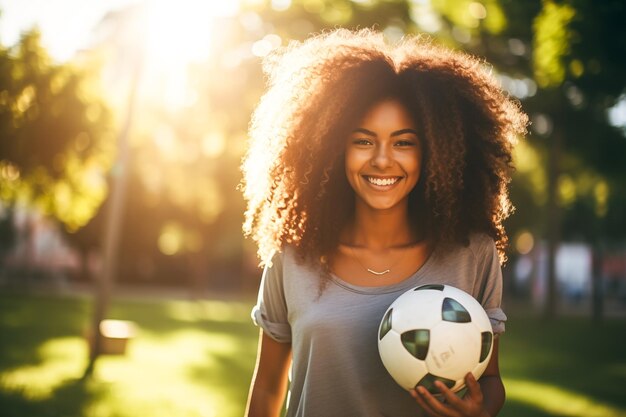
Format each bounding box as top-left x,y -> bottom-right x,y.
366,177 -> 399,186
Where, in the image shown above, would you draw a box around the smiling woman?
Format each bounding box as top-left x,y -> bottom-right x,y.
241,28 -> 529,417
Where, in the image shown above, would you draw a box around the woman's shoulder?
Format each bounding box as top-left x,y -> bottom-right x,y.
426,233 -> 499,281
260,247 -> 295,287
265,244 -> 302,269
465,232 -> 498,260
433,232 -> 495,262
262,247 -> 285,271
468,232 -> 496,250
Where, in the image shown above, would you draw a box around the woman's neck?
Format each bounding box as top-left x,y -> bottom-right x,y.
342,202 -> 417,250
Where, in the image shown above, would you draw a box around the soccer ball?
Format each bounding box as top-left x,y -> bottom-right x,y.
378,284 -> 494,393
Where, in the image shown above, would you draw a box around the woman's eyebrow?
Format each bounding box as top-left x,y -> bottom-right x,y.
351,128 -> 418,137
352,128 -> 376,136
391,129 -> 418,137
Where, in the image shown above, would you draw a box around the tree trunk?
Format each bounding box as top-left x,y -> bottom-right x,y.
545,126 -> 562,320
591,244 -> 604,323
83,59 -> 141,378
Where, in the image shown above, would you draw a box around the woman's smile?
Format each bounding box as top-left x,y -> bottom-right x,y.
362,175 -> 403,188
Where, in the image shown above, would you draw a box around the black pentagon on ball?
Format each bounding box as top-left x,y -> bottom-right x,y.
401,329 -> 429,360
379,308 -> 393,340
480,331 -> 493,362
441,297 -> 471,323
415,373 -> 456,394
414,284 -> 444,291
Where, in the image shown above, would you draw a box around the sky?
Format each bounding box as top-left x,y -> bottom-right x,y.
0,0 -> 142,61
0,0 -> 241,62
0,0 -> 247,112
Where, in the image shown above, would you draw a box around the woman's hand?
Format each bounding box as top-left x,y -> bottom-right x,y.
409,373 -> 490,417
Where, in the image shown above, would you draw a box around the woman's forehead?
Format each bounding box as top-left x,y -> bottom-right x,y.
356,99 -> 417,130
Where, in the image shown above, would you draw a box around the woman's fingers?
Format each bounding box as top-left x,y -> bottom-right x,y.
410,388 -> 436,416
410,376 -> 486,417
434,381 -> 463,409
412,386 -> 458,417
464,373 -> 484,403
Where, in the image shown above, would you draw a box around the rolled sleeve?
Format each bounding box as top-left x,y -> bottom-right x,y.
473,234 -> 507,335
251,251 -> 292,343
485,307 -> 507,335
251,306 -> 292,343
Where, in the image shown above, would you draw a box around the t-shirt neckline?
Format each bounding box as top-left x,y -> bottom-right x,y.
329,246 -> 437,295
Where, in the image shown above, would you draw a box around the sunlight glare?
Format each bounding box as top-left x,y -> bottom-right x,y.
165,299 -> 252,323
201,132 -> 226,158
506,378 -> 626,417
140,0 -> 240,109
251,33 -> 282,57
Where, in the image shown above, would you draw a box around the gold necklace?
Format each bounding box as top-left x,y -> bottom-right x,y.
347,245 -> 408,276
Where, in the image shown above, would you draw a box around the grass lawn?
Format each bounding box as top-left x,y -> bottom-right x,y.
0,292 -> 625,417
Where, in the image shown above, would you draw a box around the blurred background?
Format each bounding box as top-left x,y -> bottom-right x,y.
0,0 -> 625,416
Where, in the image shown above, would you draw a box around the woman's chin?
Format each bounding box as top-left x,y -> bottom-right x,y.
356,197 -> 409,212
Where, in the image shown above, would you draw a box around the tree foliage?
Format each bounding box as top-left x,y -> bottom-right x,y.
0,29 -> 115,231
424,0 -> 626,241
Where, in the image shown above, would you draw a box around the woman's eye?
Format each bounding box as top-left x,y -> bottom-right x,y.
395,140 -> 416,147
353,139 -> 372,146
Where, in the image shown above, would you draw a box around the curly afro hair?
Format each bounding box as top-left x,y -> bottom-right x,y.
241,28 -> 528,274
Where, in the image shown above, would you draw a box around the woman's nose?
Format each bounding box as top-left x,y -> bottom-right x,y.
370,144 -> 392,168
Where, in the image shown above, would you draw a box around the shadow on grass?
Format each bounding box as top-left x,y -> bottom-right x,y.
0,294 -> 90,372
501,316 -> 626,411
0,377 -> 105,417
0,293 -> 255,369
0,292 -> 259,417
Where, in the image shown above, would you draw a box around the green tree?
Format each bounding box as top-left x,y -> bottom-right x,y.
0,29 -> 115,232
429,0 -> 626,318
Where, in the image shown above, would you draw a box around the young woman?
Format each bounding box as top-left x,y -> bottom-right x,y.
241,29 -> 527,417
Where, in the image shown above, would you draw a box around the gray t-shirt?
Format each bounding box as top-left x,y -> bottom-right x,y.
252,233 -> 507,417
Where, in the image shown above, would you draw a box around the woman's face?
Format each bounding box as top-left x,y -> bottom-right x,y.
344,99 -> 422,212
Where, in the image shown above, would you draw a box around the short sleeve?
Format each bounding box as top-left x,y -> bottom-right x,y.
251,251 -> 292,343
474,235 -> 507,335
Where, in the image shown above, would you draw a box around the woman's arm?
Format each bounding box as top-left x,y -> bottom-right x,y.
245,329 -> 292,417
410,337 -> 505,417
476,337 -> 505,416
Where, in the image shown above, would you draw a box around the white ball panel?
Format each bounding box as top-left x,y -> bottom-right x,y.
424,321 -> 481,381
390,290 -> 444,333
378,329 -> 428,390
471,359 -> 489,382
469,303 -> 492,333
